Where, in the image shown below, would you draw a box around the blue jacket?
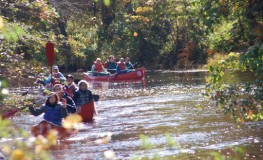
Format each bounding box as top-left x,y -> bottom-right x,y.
125,62 -> 134,69
44,72 -> 66,84
29,103 -> 68,126
73,89 -> 93,107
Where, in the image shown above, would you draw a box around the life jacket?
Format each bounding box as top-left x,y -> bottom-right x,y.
104,61 -> 108,68
51,73 -> 61,85
75,90 -> 91,106
118,62 -> 126,70
63,83 -> 76,97
94,63 -> 103,72
125,62 -> 134,69
43,104 -> 63,126
107,61 -> 117,70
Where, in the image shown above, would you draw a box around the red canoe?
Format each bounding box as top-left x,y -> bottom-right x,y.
77,101 -> 96,122
31,120 -> 77,139
83,68 -> 146,82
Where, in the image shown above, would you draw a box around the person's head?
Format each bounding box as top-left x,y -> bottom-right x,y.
95,58 -> 102,64
125,57 -> 130,63
45,92 -> 59,106
53,84 -> 63,92
78,80 -> 89,91
53,84 -> 63,97
52,65 -> 59,73
120,58 -> 125,63
66,74 -> 74,84
109,55 -> 115,62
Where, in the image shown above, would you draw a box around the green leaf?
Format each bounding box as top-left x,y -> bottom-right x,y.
104,0 -> 111,6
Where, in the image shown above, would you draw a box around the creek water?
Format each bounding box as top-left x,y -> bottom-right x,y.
3,70 -> 263,159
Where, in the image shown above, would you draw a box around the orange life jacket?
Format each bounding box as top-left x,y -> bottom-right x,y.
118,62 -> 126,70
95,63 -> 103,72
63,84 -> 76,98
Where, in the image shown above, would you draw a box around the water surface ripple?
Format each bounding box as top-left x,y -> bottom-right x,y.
5,71 -> 263,159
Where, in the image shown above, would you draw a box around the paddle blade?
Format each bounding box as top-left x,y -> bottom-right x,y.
21,91 -> 28,96
22,86 -> 34,96
2,109 -> 19,119
93,94 -> 100,102
2,106 -> 28,119
45,41 -> 55,67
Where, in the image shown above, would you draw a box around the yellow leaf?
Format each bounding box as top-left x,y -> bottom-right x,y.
62,114 -> 83,129
0,16 -> 4,29
11,149 -> 25,160
46,129 -> 58,145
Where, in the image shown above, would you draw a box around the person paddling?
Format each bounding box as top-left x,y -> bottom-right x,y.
44,65 -> 66,90
29,92 -> 68,126
104,55 -> 118,74
91,58 -> 108,76
73,80 -> 98,121
125,57 -> 134,69
116,58 -> 130,74
73,80 -> 93,107
53,84 -> 77,114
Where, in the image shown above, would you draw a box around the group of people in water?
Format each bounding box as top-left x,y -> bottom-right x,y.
29,55 -> 136,126
91,56 -> 135,76
31,66 -> 94,126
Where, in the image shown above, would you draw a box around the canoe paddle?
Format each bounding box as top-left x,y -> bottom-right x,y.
46,41 -> 55,67
21,85 -> 34,96
46,41 -> 55,90
2,106 -> 28,119
22,41 -> 54,96
107,68 -> 116,70
1,91 -> 63,119
2,103 -> 41,120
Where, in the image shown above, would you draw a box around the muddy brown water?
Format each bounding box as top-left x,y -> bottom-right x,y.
2,70 -> 263,159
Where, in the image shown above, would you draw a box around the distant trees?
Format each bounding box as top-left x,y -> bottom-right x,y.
0,0 -> 262,75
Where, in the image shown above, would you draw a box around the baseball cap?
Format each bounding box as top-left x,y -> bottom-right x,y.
53,66 -> 59,70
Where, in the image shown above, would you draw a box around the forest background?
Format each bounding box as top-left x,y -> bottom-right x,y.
0,0 -> 263,120
0,0 -> 261,84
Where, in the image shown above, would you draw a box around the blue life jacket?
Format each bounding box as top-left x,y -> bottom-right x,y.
75,90 -> 91,106
43,104 -> 62,126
